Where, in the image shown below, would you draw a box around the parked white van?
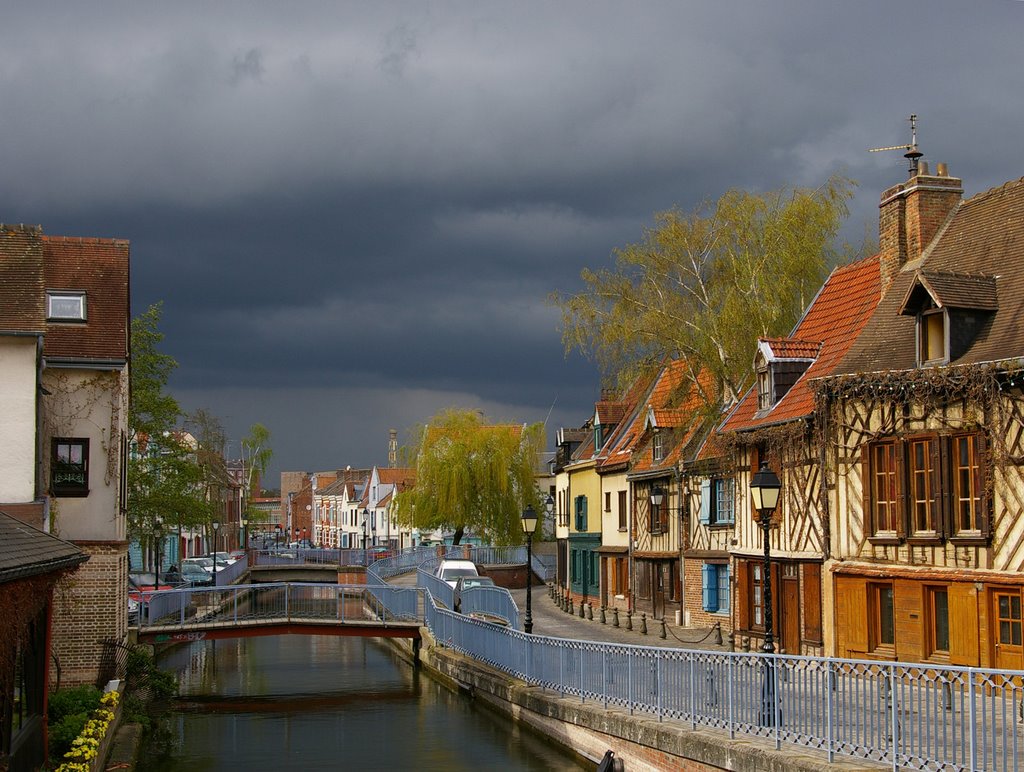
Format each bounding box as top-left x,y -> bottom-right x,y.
435,559 -> 479,588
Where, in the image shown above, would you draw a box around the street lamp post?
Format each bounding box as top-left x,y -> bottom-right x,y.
154,516 -> 163,588
241,518 -> 248,554
521,504 -> 538,634
750,461 -> 782,726
361,510 -> 369,566
275,524 -> 282,550
212,521 -> 220,587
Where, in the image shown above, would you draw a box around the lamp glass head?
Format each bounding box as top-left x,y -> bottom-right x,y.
521,504 -> 538,534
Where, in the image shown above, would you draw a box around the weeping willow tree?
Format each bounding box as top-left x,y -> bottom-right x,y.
391,409 -> 546,545
554,174 -> 861,409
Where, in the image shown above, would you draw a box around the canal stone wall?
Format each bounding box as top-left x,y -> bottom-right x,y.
390,630 -> 882,772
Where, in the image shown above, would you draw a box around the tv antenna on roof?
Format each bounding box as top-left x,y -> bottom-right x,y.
869,114 -> 923,174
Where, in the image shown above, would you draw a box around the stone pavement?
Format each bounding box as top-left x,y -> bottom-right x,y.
390,571 -> 727,652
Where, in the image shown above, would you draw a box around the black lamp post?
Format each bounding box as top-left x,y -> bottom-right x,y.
521,504 -> 539,634
361,510 -> 369,566
275,523 -> 282,550
154,516 -> 163,588
212,520 -> 220,587
750,461 -> 782,725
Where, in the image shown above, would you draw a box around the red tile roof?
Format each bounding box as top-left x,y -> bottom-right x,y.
760,338 -> 822,359
722,254 -> 881,432
42,235 -> 130,361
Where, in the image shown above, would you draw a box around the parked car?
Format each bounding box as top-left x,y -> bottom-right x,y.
127,596 -> 140,625
179,562 -> 214,586
228,550 -> 246,562
210,551 -> 237,565
452,575 -> 495,612
183,556 -> 225,574
435,559 -> 479,588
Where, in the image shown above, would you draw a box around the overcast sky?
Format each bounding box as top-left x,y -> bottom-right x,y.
3,2 -> 1022,483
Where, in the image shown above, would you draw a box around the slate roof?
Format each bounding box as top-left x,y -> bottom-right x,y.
898,271 -> 999,315
836,176 -> 1024,374
722,253 -> 882,432
0,510 -> 88,583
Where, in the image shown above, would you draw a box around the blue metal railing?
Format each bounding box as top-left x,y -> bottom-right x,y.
141,582 -> 424,629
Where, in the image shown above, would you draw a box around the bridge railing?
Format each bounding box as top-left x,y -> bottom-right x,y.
418,587 -> 1023,772
416,566 -> 454,610
458,586 -> 519,628
140,582 -> 425,629
212,554 -> 249,585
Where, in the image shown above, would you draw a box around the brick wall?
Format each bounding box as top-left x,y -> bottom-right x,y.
50,542 -> 128,687
684,559 -> 732,633
878,168 -> 962,288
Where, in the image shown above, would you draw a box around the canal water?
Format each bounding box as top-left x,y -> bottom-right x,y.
143,635 -> 587,771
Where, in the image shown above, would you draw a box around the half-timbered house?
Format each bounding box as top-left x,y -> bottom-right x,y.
819,163 -> 1024,669
716,252 -> 881,655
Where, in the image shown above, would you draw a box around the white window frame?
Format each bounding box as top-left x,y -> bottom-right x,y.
47,291 -> 86,321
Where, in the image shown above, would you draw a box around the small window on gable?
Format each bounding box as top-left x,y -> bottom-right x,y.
652,431 -> 664,462
918,308 -> 948,365
47,291 -> 86,321
756,366 -> 772,411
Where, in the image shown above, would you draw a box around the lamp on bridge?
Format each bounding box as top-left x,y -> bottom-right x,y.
361,510 -> 369,566
154,515 -> 163,588
750,461 -> 782,726
521,503 -> 539,634
275,523 -> 282,549
212,520 -> 220,587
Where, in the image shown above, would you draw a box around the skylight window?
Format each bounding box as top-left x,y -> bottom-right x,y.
47,291 -> 86,321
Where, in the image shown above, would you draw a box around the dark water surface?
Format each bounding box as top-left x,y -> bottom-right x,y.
143,635 -> 586,771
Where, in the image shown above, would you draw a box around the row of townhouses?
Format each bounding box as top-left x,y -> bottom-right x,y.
554,160 -> 1024,671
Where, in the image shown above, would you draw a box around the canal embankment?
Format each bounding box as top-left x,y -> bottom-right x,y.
390,628 -> 883,772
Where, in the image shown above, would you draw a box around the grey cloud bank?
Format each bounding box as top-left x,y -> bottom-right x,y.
2,1 -> 1022,478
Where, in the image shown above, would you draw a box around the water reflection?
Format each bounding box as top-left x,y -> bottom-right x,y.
144,635 -> 585,771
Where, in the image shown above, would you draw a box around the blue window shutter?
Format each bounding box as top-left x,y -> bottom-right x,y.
702,564 -> 718,612
582,496 -> 588,530
700,480 -> 712,525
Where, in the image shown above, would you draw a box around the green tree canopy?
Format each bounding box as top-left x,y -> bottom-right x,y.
555,174 -> 858,407
128,304 -> 210,535
392,409 -> 546,546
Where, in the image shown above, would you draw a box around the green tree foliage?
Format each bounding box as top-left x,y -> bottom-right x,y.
392,409 -> 546,545
555,175 -> 857,407
128,304 -> 210,537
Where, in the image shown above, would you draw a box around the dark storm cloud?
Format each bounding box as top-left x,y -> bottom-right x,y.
2,1 -> 1023,476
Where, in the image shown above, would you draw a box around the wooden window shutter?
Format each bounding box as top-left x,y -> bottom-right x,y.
700,479 -> 712,525
861,444 -> 874,533
702,564 -> 718,612
802,563 -> 823,643
977,431 -> 991,537
938,436 -> 952,536
737,560 -> 750,630
929,437 -> 943,536
895,439 -> 908,537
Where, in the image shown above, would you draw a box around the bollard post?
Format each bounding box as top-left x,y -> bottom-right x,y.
613,607 -> 620,628
641,612 -> 648,635
626,611 -> 633,631
600,606 -> 606,624
587,603 -> 593,621
568,597 -> 574,615
659,618 -> 667,639
579,600 -> 585,618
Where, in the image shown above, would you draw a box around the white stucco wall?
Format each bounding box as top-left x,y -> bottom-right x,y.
0,337 -> 39,502
42,366 -> 128,542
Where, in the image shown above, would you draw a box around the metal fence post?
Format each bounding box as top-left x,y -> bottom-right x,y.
689,652 -> 696,729
728,656 -> 735,739
968,669 -> 977,772
628,648 -> 634,715
603,649 -> 608,710
889,666 -> 898,772
656,651 -> 662,722
826,661 -> 834,764
285,583 -> 290,621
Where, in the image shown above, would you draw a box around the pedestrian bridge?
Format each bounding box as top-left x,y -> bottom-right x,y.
136,582 -> 423,645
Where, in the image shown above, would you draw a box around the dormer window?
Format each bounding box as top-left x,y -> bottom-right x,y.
47,291 -> 86,321
899,271 -> 997,368
918,307 -> 948,365
754,338 -> 818,413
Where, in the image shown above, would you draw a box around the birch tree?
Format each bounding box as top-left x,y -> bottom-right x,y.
555,174 -> 858,408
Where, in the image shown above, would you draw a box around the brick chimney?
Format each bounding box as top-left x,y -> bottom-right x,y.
878,160 -> 962,288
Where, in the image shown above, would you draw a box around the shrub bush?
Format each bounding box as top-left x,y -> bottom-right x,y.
48,686 -> 103,760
